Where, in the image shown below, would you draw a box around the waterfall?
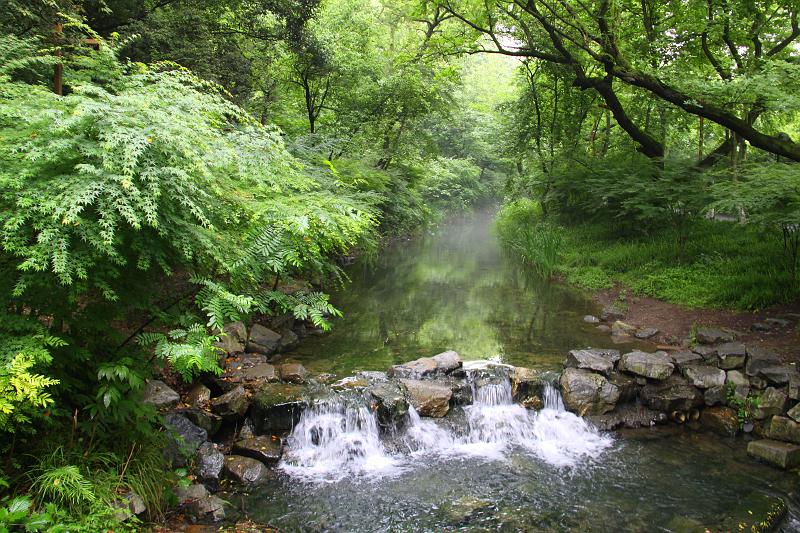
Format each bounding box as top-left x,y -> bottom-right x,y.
280,365 -> 613,481
279,398 -> 400,482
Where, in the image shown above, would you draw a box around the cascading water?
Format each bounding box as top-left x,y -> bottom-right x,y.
280,364 -> 613,482
279,397 -> 400,482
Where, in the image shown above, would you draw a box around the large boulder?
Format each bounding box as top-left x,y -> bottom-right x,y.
223,455 -> 269,486
641,374 -> 702,412
389,357 -> 437,379
565,349 -> 614,375
163,413 -> 208,467
143,380 -> 180,409
747,439 -> 800,469
249,383 -> 306,434
682,365 -> 725,389
715,342 -> 746,370
368,381 -> 409,428
196,442 -> 224,486
669,351 -> 703,370
232,435 -> 283,465
179,408 -> 223,437
559,368 -> 619,416
752,387 -> 788,420
695,327 -> 733,345
432,350 -> 462,373
758,365 -> 798,386
400,379 -> 452,417
211,385 -> 249,420
277,329 -> 300,352
246,324 -> 282,355
279,363 -> 308,384
618,351 -> 674,380
745,346 -> 781,377
765,416 -> 800,444
608,371 -> 640,403
510,367 -> 551,407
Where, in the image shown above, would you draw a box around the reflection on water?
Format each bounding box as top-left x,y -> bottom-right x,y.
288,210 -> 646,376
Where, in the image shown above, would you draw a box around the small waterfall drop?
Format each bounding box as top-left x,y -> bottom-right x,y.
279,398 -> 400,482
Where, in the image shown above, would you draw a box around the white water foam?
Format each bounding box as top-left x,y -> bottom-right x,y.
280,365 -> 613,481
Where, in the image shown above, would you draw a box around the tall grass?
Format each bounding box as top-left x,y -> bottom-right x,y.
496,199 -> 799,310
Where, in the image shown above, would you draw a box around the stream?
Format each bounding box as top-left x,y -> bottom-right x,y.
235,211 -> 800,532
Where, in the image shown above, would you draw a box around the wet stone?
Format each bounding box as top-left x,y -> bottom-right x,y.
232,435 -> 283,465
180,407 -> 223,437
368,381 -> 409,428
559,368 -> 619,416
223,455 -> 269,486
196,442 -> 224,485
608,371 -> 639,403
189,495 -> 226,522
702,406 -> 739,437
211,385 -> 249,420
565,349 -> 614,375
641,374 -> 702,412
279,363 -> 308,384
389,357 -> 438,379
716,491 -> 787,533
511,367 -> 549,406
586,404 -> 666,430
164,413 -> 208,468
432,350 -> 462,373
246,323 -> 282,355
250,383 -> 307,434
400,379 -> 452,417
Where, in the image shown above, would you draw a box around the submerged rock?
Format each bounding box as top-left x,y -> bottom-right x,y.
400,379 -> 452,417
747,439 -> 800,469
559,368 -> 619,416
716,491 -> 787,533
618,351 -> 674,380
143,380 -> 180,409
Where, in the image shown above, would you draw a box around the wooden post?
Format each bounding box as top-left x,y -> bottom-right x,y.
54,22 -> 63,96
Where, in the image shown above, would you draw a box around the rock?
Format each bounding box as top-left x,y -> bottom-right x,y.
246,324 -> 282,355
601,306 -> 625,322
641,375 -> 702,412
692,345 -> 719,364
702,406 -> 739,436
238,417 -> 256,439
725,370 -> 751,400
189,495 -> 226,522
787,403 -> 800,422
682,365 -> 725,389
389,357 -> 438,379
669,351 -> 703,370
278,363 -> 307,384
766,317 -> 790,328
635,327 -> 659,339
213,321 -> 247,356
400,379 -> 452,417
750,376 -> 768,389
704,385 -> 727,406
196,442 -> 224,485
232,435 -> 283,465
357,371 -> 389,382
765,416 -> 800,444
587,404 -> 666,430
596,324 -> 611,333
368,381 -> 409,428
432,350 -> 462,373
608,371 -> 639,403
695,327 -> 733,345
211,385 -> 249,420
565,349 -> 614,375
716,342 -> 746,370
177,483 -> 208,504
442,496 -> 493,525
112,491 -> 146,521
249,383 -> 306,434
331,376 -> 370,390
583,315 -> 600,324
223,455 -> 269,486
753,387 -> 788,420
510,367 -> 549,406
746,346 -> 781,377
611,321 -> 637,337
747,439 -> 800,469
789,374 -> 800,400
277,329 -> 299,352
751,322 -> 771,332
143,380 -> 180,409
716,492 -> 787,533
618,351 -> 674,380
180,408 -> 223,437
759,365 -> 798,386
559,368 -> 619,416
186,384 -> 211,407
163,414 -> 208,467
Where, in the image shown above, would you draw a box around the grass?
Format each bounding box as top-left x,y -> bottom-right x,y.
496,200 -> 799,310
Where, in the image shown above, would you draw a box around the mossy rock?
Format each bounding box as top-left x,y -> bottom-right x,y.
715,491 -> 787,533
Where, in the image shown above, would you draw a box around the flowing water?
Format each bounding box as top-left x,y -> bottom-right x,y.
237,211 -> 800,531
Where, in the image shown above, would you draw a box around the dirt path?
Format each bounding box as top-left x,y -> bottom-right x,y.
594,286 -> 800,362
